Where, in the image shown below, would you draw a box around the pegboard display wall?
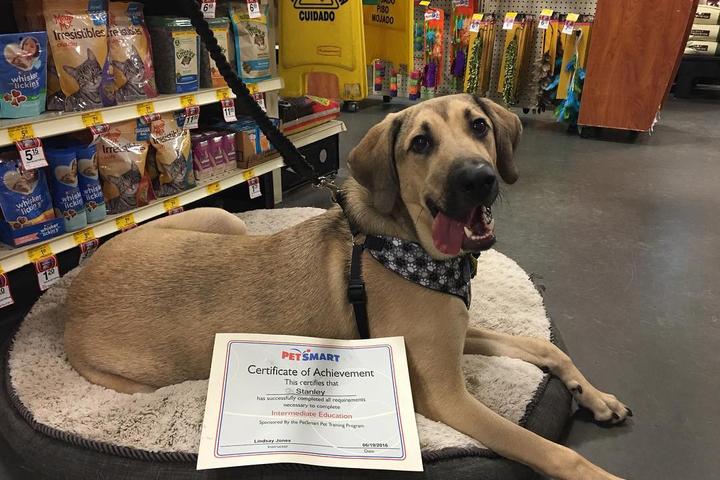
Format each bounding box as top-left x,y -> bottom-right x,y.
405,0 -> 597,108
484,0 -> 597,109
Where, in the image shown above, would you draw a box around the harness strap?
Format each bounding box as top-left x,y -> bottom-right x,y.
348,243 -> 370,339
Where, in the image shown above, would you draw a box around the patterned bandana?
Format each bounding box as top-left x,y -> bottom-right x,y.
363,235 -> 477,308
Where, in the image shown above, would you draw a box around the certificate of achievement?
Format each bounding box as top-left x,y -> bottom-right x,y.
197,333 -> 422,471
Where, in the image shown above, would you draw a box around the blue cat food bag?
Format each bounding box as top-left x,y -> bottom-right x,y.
44,0 -> 116,111
0,154 -> 55,231
45,148 -> 88,232
75,144 -> 107,223
0,32 -> 47,118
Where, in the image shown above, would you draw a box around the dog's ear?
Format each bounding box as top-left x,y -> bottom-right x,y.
347,112 -> 404,213
475,97 -> 521,184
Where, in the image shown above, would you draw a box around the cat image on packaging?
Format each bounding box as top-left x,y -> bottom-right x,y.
149,112 -> 194,197
98,121 -> 154,214
43,0 -> 116,111
108,2 -> 158,103
0,32 -> 48,119
0,155 -> 55,231
229,1 -> 271,82
75,144 -> 107,223
45,148 -> 88,232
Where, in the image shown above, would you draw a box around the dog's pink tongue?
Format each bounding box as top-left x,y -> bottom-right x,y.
432,212 -> 465,256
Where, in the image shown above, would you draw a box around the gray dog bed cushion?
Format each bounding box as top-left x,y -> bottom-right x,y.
1,207 -> 571,480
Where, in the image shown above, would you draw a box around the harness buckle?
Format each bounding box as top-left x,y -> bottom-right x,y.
314,175 -> 339,201
347,282 -> 367,304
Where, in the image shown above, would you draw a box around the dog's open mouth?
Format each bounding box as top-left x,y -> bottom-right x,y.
427,200 -> 496,255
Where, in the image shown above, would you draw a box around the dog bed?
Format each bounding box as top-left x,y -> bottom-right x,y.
1,207 -> 571,480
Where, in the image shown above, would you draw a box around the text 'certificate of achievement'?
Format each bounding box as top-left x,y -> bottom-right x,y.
197,333 -> 422,471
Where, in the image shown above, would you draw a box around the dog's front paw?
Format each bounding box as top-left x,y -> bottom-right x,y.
567,381 -> 632,424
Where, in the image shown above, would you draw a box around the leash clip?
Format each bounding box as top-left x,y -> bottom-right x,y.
315,174 -> 339,201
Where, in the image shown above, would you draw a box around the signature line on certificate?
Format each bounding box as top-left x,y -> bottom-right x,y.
221,411 -> 396,421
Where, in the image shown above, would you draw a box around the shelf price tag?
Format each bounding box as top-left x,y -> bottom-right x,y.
419,0 -> 430,6
206,181 -> 221,194
73,228 -> 99,263
242,169 -> 256,181
216,88 -> 232,101
34,255 -> 60,291
563,13 -> 579,34
180,94 -> 197,108
163,197 -> 183,215
253,92 -> 266,112
0,270 -> 14,309
81,111 -> 105,127
136,102 -> 159,124
221,98 -> 237,122
89,123 -> 111,144
201,0 -> 216,18
468,13 -> 483,32
16,138 -> 48,170
27,243 -> 53,263
247,176 -> 262,199
503,12 -> 518,30
247,0 -> 261,18
115,213 -> 137,232
247,83 -> 259,95
538,9 -> 553,29
73,228 -> 96,245
7,124 -> 35,142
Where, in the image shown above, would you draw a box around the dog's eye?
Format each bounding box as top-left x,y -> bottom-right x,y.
472,118 -> 488,137
410,135 -> 432,154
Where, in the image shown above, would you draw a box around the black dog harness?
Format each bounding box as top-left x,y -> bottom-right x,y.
339,192 -> 478,339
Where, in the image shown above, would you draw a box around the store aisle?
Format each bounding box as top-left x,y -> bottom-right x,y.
283,97 -> 720,480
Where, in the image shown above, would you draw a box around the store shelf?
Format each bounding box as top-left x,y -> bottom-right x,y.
0,77 -> 284,147
0,119 -> 346,273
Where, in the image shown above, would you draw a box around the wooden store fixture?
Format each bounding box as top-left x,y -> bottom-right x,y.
578,0 -> 699,132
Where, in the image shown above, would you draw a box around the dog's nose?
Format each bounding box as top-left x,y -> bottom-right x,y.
450,162 -> 498,204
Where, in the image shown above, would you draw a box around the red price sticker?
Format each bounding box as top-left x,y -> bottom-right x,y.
253,92 -> 266,112
0,272 -> 14,309
16,138 -> 48,170
89,123 -> 110,144
184,106 -> 200,130
247,176 -> 262,199
34,255 -> 60,292
563,13 -> 579,34
503,12 -> 518,30
221,98 -> 237,122
78,238 -> 99,263
201,0 -> 216,18
538,9 -> 553,30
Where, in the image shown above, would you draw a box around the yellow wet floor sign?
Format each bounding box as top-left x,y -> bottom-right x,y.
280,0 -> 368,101
363,0 -> 413,72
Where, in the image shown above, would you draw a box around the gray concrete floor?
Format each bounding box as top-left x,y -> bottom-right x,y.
1,96 -> 718,479
286,96 -> 720,479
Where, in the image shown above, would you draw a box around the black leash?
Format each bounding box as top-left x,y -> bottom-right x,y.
182,0 -> 370,338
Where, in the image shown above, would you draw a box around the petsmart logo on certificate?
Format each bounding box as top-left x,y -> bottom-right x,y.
197,333 -> 422,471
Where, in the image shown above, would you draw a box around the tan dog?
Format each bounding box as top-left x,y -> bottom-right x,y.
64,95 -> 629,479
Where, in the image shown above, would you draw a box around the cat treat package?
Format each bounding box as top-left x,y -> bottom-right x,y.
98,120 -> 154,214
149,112 -> 194,197
13,0 -> 65,111
147,16 -> 199,93
200,16 -> 235,88
43,0 -> 116,111
0,32 -> 48,119
75,144 -> 106,223
228,1 -> 271,82
45,147 -> 88,232
0,153 -> 55,231
108,2 -> 157,103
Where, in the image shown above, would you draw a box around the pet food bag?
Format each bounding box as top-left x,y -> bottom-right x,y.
43,0 -> 116,111
75,144 -> 106,223
200,16 -> 235,88
45,148 -> 87,232
0,32 -> 47,119
108,2 -> 158,103
228,1 -> 271,82
149,112 -> 194,197
98,120 -> 153,214
147,16 -> 200,93
0,154 -> 55,230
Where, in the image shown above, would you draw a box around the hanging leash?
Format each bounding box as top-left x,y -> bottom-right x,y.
181,0 -> 370,337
